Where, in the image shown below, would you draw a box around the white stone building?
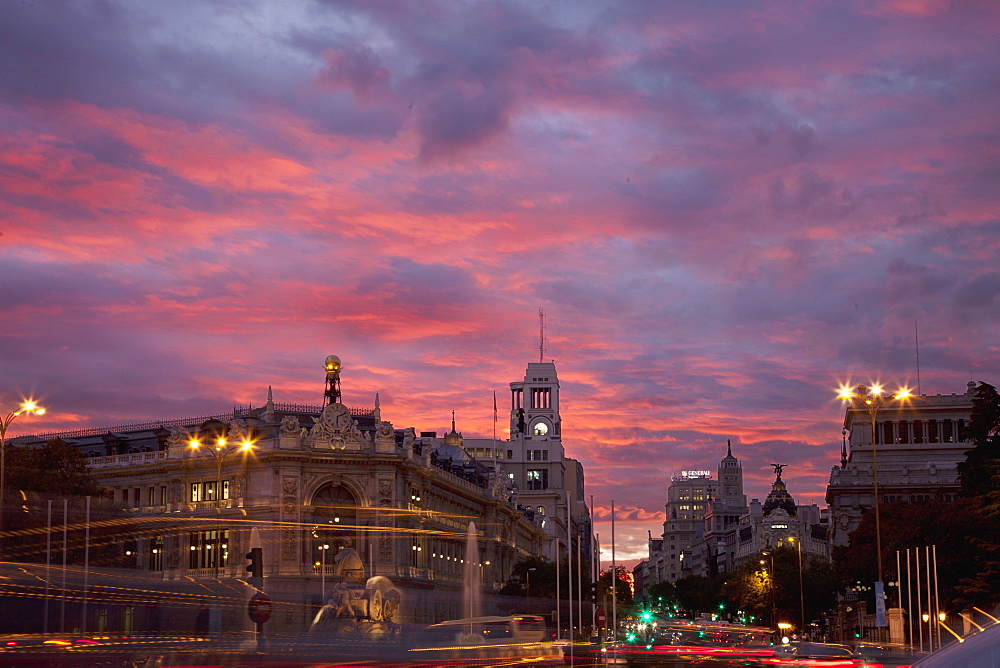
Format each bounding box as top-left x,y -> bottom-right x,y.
826,382 -> 976,548
458,360 -> 593,565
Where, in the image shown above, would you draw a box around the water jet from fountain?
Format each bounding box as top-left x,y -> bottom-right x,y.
463,521 -> 482,623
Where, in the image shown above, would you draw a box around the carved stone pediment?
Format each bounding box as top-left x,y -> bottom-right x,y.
306,403 -> 369,451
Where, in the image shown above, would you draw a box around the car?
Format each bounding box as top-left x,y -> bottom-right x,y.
909,621 -> 1000,667
851,640 -> 916,666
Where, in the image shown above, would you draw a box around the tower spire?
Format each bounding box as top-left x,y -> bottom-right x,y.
451,410 -> 456,434
727,439 -> 732,457
538,307 -> 546,362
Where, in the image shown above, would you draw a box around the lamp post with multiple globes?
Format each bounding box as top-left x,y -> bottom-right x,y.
188,435 -> 254,575
0,399 -> 46,559
837,382 -> 911,631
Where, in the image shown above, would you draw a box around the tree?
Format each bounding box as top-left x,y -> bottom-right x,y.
5,439 -> 106,497
647,580 -> 677,610
598,565 -> 633,606
832,498 -> 998,611
499,555 -> 556,598
1,439 -> 130,567
958,382 -> 1000,497
720,564 -> 770,622
718,548 -> 837,629
595,565 -> 633,623
675,575 -> 722,618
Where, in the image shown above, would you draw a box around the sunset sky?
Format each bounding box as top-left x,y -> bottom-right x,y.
2,0 -> 998,563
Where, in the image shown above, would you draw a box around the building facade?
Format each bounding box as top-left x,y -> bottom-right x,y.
826,382 -> 976,547
12,357 -> 594,635
637,446 -> 828,597
460,360 -> 592,565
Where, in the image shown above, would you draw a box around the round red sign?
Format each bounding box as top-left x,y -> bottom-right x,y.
248,592 -> 272,624
595,607 -> 606,628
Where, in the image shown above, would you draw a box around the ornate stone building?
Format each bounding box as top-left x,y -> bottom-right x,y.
635,451 -> 828,598
14,357 -> 550,634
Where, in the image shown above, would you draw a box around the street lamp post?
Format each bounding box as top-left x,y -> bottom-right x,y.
788,536 -> 805,635
838,383 -> 911,630
319,543 -> 330,602
761,552 -> 776,630
189,436 -> 254,575
0,400 -> 46,560
526,567 -> 537,607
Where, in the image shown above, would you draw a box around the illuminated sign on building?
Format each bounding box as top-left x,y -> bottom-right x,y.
681,470 -> 711,478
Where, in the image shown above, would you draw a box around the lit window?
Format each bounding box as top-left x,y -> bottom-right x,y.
526,469 -> 548,490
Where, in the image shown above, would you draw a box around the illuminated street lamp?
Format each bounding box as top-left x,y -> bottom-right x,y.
838,384 -> 911,626
787,536 -> 806,635
189,435 -> 254,574
838,382 -> 911,628
318,543 -> 330,602
0,399 -> 46,559
761,552 -> 776,629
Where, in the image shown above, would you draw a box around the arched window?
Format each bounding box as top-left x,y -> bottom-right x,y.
309,485 -> 358,566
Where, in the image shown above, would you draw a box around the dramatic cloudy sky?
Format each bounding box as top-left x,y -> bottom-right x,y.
2,0 -> 998,563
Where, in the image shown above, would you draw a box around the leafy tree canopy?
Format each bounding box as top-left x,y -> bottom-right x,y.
832,498 -> 1000,611
5,439 -> 105,497
1,439 -> 132,567
675,574 -> 722,617
958,382 -> 1000,497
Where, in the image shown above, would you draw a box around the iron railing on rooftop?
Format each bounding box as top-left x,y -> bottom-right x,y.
24,402 -> 375,440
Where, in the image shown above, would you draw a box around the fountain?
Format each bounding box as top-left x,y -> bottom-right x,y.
408,520 -> 560,661
463,521 -> 482,622
307,547 -> 401,637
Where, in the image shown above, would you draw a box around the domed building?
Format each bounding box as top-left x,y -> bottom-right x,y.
731,464 -> 829,568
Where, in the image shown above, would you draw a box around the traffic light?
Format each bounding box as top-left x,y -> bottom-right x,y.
246,547 -> 263,589
590,581 -> 598,603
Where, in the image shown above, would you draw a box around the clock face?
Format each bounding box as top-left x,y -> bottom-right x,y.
533,422 -> 549,436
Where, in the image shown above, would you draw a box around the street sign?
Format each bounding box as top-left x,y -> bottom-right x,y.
248,592 -> 272,624
596,607 -> 606,628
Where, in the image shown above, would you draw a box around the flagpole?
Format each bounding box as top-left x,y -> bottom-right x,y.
567,491 -> 573,642
611,500 -> 617,644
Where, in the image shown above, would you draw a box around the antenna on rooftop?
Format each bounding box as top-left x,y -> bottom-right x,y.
915,321 -> 921,396
539,307 -> 546,362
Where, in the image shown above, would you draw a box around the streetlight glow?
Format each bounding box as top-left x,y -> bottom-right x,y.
838,380 -> 913,632
1,398 -> 47,559
189,431 -> 256,576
